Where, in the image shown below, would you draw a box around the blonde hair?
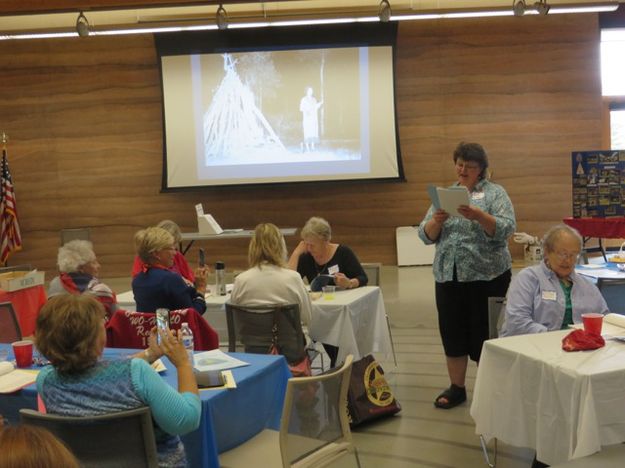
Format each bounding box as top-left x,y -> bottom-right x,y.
248,223 -> 287,268
35,295 -> 106,376
57,240 -> 96,273
0,424 -> 80,468
134,227 -> 174,264
156,219 -> 182,245
300,217 -> 331,242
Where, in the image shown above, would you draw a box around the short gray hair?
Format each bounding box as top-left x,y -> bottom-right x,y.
542,224 -> 582,253
301,217 -> 331,242
57,240 -> 96,273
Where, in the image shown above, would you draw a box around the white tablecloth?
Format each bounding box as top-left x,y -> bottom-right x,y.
308,286 -> 392,363
471,330 -> 625,465
117,286 -> 392,362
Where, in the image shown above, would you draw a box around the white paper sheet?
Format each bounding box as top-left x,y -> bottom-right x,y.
193,349 -> 249,372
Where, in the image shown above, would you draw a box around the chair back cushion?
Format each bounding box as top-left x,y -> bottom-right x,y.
106,308 -> 218,350
20,406 -> 158,468
280,355 -> 355,466
226,303 -> 305,363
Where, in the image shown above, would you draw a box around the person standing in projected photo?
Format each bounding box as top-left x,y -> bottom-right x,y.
300,87 -> 323,152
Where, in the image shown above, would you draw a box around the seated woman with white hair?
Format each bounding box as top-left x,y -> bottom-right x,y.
48,240 -> 118,320
500,224 -> 609,337
287,216 -> 368,290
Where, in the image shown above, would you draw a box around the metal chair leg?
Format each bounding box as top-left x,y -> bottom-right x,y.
385,314 -> 398,366
354,447 -> 362,468
479,435 -> 497,468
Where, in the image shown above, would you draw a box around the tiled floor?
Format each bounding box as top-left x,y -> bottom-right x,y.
103,266 -> 536,468
345,266 -> 534,468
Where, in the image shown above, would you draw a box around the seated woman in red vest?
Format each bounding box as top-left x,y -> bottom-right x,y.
48,240 -> 118,320
132,227 -> 206,314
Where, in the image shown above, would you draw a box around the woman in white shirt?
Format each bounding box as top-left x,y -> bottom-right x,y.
230,223 -> 312,326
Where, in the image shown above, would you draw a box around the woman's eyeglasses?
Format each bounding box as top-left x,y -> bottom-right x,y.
553,251 -> 580,262
456,162 -> 480,171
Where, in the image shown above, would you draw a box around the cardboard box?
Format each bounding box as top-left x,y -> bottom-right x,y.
0,270 -> 45,292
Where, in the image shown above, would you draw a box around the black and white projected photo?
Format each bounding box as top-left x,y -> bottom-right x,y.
159,33 -> 401,188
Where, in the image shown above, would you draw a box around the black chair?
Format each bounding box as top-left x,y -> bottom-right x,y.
20,406 -> 158,468
60,228 -> 90,245
0,301 -> 21,343
225,303 -> 305,364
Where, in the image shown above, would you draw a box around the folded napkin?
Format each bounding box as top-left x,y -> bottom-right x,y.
562,329 -> 605,352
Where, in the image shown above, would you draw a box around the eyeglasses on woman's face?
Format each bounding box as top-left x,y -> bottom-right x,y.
455,160 -> 481,171
552,250 -> 580,262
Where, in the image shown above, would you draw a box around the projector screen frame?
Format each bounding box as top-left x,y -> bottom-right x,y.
155,22 -> 405,192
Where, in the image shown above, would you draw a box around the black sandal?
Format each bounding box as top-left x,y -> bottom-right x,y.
434,384 -> 467,409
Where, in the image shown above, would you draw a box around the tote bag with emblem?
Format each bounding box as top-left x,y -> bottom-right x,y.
346,354 -> 401,427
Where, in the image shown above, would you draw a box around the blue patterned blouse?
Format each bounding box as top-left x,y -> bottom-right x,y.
418,179 -> 516,283
37,358 -> 201,467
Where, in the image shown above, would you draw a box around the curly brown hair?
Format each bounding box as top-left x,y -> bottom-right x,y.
35,295 -> 105,376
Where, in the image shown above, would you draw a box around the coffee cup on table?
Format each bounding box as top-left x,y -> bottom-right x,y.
581,313 -> 603,336
12,340 -> 33,368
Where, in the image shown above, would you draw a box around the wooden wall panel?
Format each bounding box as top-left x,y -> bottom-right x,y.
0,14 -> 602,278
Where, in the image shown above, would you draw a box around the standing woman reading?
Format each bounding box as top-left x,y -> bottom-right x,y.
418,142 -> 516,409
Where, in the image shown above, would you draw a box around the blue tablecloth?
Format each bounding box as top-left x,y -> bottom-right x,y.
0,346 -> 290,468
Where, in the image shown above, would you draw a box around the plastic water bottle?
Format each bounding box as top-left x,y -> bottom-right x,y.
215,261 -> 226,296
180,322 -> 194,366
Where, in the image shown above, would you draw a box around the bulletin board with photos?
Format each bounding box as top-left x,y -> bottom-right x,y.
572,150 -> 625,218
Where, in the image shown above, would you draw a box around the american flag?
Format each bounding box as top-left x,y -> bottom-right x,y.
0,147 -> 22,264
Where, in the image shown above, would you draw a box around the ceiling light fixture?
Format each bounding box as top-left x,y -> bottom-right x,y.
0,2 -> 619,41
513,0 -> 527,17
216,4 -> 228,30
75,11 -> 90,37
535,0 -> 551,15
379,0 -> 392,23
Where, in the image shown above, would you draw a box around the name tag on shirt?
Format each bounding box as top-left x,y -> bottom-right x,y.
471,191 -> 485,200
328,264 -> 339,275
542,290 -> 557,301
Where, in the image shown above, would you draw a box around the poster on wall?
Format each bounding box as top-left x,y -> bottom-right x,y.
571,150 -> 625,218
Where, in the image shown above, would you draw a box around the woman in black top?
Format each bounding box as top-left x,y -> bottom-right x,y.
288,217 -> 368,289
288,216 -> 368,367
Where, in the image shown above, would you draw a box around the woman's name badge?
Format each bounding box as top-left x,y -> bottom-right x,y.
328,265 -> 339,275
471,191 -> 485,200
542,290 -> 557,301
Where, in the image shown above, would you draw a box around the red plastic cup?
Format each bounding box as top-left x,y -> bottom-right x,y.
12,340 -> 33,368
582,313 -> 604,336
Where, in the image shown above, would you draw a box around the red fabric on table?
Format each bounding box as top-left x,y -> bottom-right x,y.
106,308 -> 219,351
0,285 -> 47,337
561,329 -> 605,351
563,217 -> 625,239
